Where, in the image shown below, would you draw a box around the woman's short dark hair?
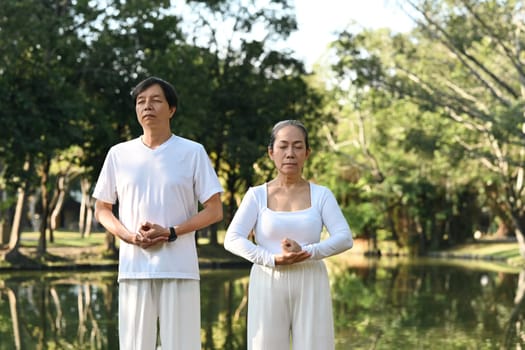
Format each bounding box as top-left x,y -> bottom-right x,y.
268,120 -> 310,150
130,76 -> 179,110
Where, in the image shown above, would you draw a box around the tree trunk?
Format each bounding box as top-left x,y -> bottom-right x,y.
5,160 -> 30,262
79,178 -> 88,236
79,178 -> 92,237
49,175 -> 67,235
209,223 -> 218,245
105,231 -> 118,257
5,186 -> 26,258
0,218 -> 10,245
84,198 -> 93,237
0,188 -> 12,245
37,158 -> 51,256
495,219 -> 509,238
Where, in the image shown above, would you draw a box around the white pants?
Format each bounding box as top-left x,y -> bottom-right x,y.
119,279 -> 200,350
248,260 -> 335,350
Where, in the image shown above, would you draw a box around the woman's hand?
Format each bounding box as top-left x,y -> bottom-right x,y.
274,238 -> 311,265
281,238 -> 302,252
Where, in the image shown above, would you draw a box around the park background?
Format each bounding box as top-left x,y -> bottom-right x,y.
1,0 -> 523,263
1,1 -> 525,349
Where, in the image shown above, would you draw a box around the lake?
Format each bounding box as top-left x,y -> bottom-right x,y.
0,256 -> 523,349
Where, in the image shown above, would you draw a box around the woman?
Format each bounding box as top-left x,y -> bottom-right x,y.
224,119 -> 353,350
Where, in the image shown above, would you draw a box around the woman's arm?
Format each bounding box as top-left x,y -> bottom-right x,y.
224,189 -> 277,267
303,188 -> 353,259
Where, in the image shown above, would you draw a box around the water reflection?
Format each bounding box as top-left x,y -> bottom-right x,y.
0,259 -> 524,349
329,258 -> 525,349
200,270 -> 249,350
0,270 -> 119,350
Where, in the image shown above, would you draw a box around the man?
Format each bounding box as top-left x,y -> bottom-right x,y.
93,76 -> 223,349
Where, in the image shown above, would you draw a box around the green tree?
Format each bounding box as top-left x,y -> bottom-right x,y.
392,0 -> 525,254
77,0 -> 327,247
320,0 -> 525,255
182,0 -> 326,234
75,0 -> 188,253
322,27 -> 486,253
0,0 -> 90,259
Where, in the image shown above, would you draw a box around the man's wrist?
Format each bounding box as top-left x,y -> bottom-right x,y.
168,226 -> 177,242
124,231 -> 136,245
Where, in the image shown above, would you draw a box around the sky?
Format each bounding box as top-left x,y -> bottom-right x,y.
174,0 -> 415,71
285,0 -> 415,69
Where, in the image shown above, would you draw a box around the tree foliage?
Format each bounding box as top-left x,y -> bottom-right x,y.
325,0 -> 525,254
0,0 -> 329,256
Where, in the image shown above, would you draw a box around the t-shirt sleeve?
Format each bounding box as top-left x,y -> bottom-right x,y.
224,187 -> 276,267
194,144 -> 223,204
92,149 -> 118,204
303,186 -> 353,259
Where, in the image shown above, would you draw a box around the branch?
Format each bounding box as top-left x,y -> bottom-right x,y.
356,111 -> 385,182
442,78 -> 490,113
398,66 -> 497,126
452,135 -> 501,173
459,0 -> 525,83
322,124 -> 384,182
406,0 -> 518,103
445,107 -> 490,133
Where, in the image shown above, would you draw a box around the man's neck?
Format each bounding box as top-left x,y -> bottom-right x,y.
141,130 -> 172,149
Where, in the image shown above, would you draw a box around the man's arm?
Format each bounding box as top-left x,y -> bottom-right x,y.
176,192 -> 223,235
140,192 -> 223,240
94,200 -> 145,245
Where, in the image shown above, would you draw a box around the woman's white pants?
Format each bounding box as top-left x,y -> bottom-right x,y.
247,260 -> 335,350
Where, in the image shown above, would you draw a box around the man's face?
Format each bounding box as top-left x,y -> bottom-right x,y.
135,84 -> 176,129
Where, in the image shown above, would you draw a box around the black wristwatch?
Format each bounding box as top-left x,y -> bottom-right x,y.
168,226 -> 178,242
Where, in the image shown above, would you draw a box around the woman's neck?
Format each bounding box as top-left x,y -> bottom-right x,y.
271,175 -> 307,188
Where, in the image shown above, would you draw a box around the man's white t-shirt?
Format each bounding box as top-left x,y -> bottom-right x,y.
92,135 -> 223,281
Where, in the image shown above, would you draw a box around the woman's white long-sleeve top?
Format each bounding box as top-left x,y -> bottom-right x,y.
224,182 -> 353,267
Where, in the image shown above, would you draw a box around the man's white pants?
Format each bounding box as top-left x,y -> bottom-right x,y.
119,279 -> 200,350
247,260 -> 335,350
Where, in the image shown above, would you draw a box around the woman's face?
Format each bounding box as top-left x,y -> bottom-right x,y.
269,125 -> 310,176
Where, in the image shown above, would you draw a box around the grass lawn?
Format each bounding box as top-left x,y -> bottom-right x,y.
427,240 -> 525,268
20,230 -> 107,248
442,242 -> 519,258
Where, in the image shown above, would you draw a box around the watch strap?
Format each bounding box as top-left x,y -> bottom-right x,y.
168,226 -> 177,242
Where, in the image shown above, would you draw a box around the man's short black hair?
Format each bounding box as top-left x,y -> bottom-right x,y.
131,76 -> 179,110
